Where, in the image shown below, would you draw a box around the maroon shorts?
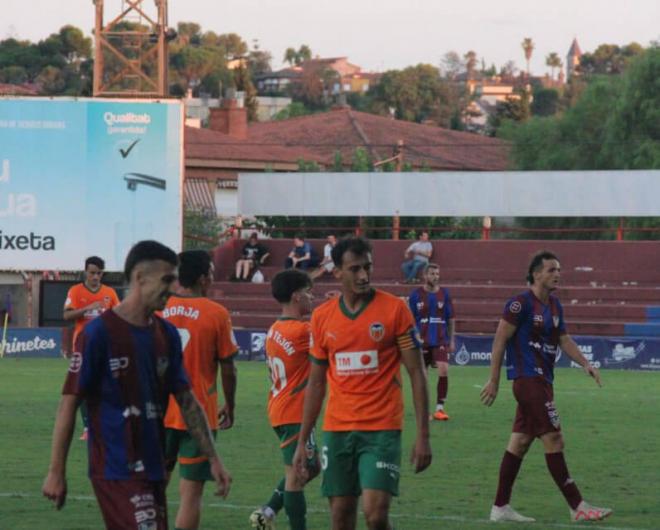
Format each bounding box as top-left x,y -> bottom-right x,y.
91,478 -> 167,530
422,345 -> 448,367
512,376 -> 561,438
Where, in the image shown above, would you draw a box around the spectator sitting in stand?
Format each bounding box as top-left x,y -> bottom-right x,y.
235,232 -> 270,281
285,235 -> 318,271
310,234 -> 337,280
401,231 -> 433,283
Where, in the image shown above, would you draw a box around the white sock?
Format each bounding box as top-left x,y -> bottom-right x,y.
436,404 -> 444,412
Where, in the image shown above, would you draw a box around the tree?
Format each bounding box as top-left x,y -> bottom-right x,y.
579,42 -> 644,75
232,62 -> 258,121
217,33 -> 248,59
521,37 -> 534,75
440,50 -> 462,80
248,39 -> 272,77
367,64 -> 464,127
283,47 -> 297,66
297,45 -> 312,63
546,52 -> 562,80
36,65 -> 66,94
488,88 -> 531,136
530,87 -> 560,116
464,50 -> 477,80
176,22 -> 201,46
274,102 -> 313,121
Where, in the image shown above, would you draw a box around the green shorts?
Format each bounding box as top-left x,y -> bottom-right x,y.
274,423 -> 318,469
165,428 -> 217,481
321,430 -> 401,497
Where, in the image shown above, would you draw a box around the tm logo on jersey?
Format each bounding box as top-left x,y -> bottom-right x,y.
335,350 -> 379,376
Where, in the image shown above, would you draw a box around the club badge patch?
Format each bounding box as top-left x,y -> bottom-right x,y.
369,322 -> 385,342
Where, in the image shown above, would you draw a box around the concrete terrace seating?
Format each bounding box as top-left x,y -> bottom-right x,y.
212,239 -> 660,337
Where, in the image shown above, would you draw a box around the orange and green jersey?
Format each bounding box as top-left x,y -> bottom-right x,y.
162,295 -> 237,430
266,318 -> 311,427
310,289 -> 420,432
64,283 -> 120,346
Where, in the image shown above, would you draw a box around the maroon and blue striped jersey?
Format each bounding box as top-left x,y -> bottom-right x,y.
502,290 -> 567,384
408,287 -> 455,347
63,309 -> 190,481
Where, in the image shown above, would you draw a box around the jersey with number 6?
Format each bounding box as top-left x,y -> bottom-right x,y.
161,295 -> 237,430
310,289 -> 420,432
266,318 -> 311,427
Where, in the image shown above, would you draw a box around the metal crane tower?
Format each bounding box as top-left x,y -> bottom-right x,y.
92,0 -> 174,97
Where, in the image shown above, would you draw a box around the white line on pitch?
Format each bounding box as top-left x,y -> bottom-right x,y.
1,492 -> 641,530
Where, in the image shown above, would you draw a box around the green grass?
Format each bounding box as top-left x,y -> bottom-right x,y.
0,358 -> 658,529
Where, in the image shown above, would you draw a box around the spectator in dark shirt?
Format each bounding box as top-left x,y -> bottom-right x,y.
235,233 -> 270,281
285,235 -> 318,271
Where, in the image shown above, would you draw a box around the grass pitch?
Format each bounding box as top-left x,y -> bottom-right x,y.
0,358 -> 658,529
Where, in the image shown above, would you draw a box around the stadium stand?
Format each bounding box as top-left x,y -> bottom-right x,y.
212,239 -> 660,337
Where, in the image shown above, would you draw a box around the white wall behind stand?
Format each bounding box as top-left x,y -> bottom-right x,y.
238,170 -> 660,217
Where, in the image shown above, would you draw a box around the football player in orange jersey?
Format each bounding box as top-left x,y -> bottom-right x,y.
162,250 -> 237,530
63,256 -> 120,440
250,269 -> 320,530
292,237 -> 432,530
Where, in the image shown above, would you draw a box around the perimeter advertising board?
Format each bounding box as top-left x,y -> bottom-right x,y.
0,98 -> 183,271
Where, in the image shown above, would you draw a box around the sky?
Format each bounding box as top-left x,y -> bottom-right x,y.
2,0 -> 659,75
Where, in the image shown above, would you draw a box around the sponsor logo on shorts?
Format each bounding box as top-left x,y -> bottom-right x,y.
376,460 -> 400,479
130,493 -> 155,509
369,322 -> 385,342
68,351 -> 82,373
335,350 -> 379,376
134,508 -> 157,524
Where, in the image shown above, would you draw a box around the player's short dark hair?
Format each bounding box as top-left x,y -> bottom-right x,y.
331,236 -> 373,267
294,233 -> 305,241
178,250 -> 212,288
84,256 -> 105,270
271,269 -> 312,303
124,240 -> 178,281
527,250 -> 559,284
423,262 -> 439,273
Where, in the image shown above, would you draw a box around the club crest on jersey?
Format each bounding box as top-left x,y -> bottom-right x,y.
553,316 -> 560,328
437,301 -> 444,309
369,322 -> 385,342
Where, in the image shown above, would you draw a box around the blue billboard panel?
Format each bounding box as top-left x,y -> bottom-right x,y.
0,328 -> 63,358
0,98 -> 183,271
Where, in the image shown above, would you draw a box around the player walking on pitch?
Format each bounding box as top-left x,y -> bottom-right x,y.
63,255 -> 120,440
480,250 -> 612,523
293,236 -> 432,530
162,250 -> 238,530
250,269 -> 320,530
408,263 -> 455,421
42,241 -> 231,529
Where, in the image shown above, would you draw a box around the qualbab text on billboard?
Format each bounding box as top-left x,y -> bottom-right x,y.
103,111 -> 152,135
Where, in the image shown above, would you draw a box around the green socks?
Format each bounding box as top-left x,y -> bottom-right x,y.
284,490 -> 307,530
266,477 -> 285,513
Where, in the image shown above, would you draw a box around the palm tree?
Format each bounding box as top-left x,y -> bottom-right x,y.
521,37 -> 534,76
283,47 -> 297,66
545,52 -> 562,80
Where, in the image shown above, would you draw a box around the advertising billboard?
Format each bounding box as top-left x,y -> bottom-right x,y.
0,98 -> 183,271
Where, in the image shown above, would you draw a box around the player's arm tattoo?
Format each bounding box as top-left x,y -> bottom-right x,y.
175,389 -> 218,458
